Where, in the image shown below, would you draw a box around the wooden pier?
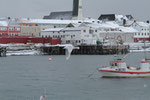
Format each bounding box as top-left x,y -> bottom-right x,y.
0,47 -> 7,57
40,45 -> 129,55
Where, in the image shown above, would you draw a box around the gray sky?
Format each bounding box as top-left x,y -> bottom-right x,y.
0,0 -> 150,21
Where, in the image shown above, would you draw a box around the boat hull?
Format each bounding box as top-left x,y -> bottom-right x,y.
100,71 -> 150,78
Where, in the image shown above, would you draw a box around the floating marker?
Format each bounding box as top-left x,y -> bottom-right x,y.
49,58 -> 52,61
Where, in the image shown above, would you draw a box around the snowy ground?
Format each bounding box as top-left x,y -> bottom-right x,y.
0,43 -> 42,56
124,42 -> 150,52
6,49 -> 41,56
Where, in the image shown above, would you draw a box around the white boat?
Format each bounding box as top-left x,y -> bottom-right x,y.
98,58 -> 150,78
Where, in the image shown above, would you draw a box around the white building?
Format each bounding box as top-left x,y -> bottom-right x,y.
41,21 -> 138,45
41,26 -> 97,45
82,21 -> 138,44
132,21 -> 150,42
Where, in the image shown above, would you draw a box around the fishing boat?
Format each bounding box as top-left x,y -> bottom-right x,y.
97,57 -> 150,78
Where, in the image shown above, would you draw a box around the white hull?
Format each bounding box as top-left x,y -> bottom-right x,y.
100,71 -> 150,78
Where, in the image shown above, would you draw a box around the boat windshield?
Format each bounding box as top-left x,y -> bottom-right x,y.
110,63 -> 118,67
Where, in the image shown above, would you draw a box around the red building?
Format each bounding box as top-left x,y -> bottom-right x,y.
0,26 -> 21,36
0,37 -> 61,45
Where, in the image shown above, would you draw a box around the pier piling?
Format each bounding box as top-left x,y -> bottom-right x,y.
40,45 -> 129,55
0,47 -> 7,57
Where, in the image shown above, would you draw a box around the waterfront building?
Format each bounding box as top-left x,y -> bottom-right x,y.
0,20 -> 21,36
97,26 -> 138,44
18,18 -> 82,37
40,26 -> 97,45
132,21 -> 150,42
81,21 -> 138,44
40,21 -> 138,45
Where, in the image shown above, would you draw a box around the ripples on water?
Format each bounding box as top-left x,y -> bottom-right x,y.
0,53 -> 150,100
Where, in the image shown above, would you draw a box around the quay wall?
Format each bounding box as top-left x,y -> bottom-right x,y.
40,45 -> 129,55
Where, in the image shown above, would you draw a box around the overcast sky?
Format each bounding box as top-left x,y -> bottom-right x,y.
0,0 -> 150,21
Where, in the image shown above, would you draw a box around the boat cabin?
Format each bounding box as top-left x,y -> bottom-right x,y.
109,59 -> 127,70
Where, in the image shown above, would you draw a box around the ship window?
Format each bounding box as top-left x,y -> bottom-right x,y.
110,63 -> 115,66
115,63 -> 117,66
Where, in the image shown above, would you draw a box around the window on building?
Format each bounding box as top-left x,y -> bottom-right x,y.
9,28 -> 14,31
95,30 -> 97,32
15,28 -> 20,31
89,29 -> 94,34
83,30 -> 86,32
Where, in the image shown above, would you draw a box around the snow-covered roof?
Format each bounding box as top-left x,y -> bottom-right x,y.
119,26 -> 139,33
18,18 -> 101,25
44,11 -> 73,20
136,22 -> 150,27
19,18 -> 83,24
86,21 -> 120,29
0,21 -> 8,26
42,27 -> 86,32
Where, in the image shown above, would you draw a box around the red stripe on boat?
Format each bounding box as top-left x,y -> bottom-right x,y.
99,70 -> 150,74
141,61 -> 148,63
110,61 -> 124,63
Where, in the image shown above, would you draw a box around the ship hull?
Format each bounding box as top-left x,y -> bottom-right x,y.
100,70 -> 150,78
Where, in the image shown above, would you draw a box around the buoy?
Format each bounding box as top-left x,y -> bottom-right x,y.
49,58 -> 52,61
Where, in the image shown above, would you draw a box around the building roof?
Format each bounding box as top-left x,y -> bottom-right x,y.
43,11 -> 73,20
42,27 -> 86,32
126,15 -> 134,20
0,21 -> 8,26
98,14 -> 134,26
119,26 -> 139,33
19,18 -> 82,24
136,22 -> 150,27
98,14 -> 115,21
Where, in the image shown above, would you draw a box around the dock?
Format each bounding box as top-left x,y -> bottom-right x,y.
40,45 -> 129,55
0,47 -> 7,57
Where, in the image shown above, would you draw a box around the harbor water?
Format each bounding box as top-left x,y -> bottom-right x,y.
0,53 -> 150,100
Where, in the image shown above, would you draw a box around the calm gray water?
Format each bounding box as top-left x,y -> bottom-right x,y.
0,53 -> 150,100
